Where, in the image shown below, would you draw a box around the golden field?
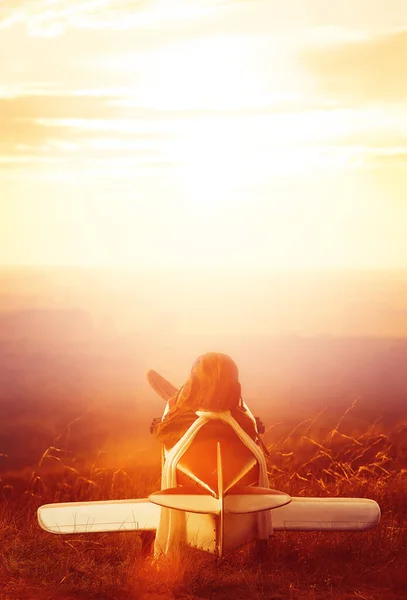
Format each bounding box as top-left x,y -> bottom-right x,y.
1,398 -> 406,600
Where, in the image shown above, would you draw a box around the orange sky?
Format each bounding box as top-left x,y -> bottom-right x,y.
1,1 -> 407,270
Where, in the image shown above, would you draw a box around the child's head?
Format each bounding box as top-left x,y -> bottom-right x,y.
177,352 -> 241,412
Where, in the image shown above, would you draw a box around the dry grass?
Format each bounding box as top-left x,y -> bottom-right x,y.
1,402 -> 407,600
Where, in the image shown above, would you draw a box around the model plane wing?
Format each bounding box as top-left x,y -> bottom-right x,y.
38,499 -> 160,534
271,497 -> 380,531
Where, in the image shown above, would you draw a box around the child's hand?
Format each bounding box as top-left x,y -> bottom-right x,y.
255,416 -> 265,434
150,417 -> 162,434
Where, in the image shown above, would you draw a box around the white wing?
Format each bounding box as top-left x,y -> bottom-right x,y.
38,499 -> 160,534
272,497 -> 380,531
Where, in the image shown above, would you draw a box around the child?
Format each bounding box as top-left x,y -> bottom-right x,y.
151,352 -> 265,450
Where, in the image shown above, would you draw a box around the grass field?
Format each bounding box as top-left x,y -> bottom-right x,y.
1,400 -> 406,600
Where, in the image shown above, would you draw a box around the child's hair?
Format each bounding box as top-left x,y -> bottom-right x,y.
175,352 -> 241,412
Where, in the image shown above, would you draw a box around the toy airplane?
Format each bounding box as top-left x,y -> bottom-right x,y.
37,370 -> 381,558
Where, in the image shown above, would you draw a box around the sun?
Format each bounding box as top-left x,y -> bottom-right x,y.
141,35 -> 266,111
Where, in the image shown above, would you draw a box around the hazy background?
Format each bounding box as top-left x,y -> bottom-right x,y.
1,1 -> 407,477
1,267 -> 407,421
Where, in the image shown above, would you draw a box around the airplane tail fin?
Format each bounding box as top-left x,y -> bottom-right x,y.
217,442 -> 224,557
149,433 -> 291,521
148,485 -> 291,515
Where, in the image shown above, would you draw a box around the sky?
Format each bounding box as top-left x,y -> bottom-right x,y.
1,0 -> 407,270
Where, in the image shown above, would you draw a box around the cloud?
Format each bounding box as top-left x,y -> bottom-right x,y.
0,0 -> 224,35
335,130 -> 407,149
0,94 -> 112,151
301,29 -> 407,104
368,151 -> 407,167
0,93 -> 175,163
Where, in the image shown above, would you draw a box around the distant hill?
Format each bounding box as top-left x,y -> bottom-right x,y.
0,309 -> 94,343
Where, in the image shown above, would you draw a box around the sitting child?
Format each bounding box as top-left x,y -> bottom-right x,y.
151,352 -> 265,450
